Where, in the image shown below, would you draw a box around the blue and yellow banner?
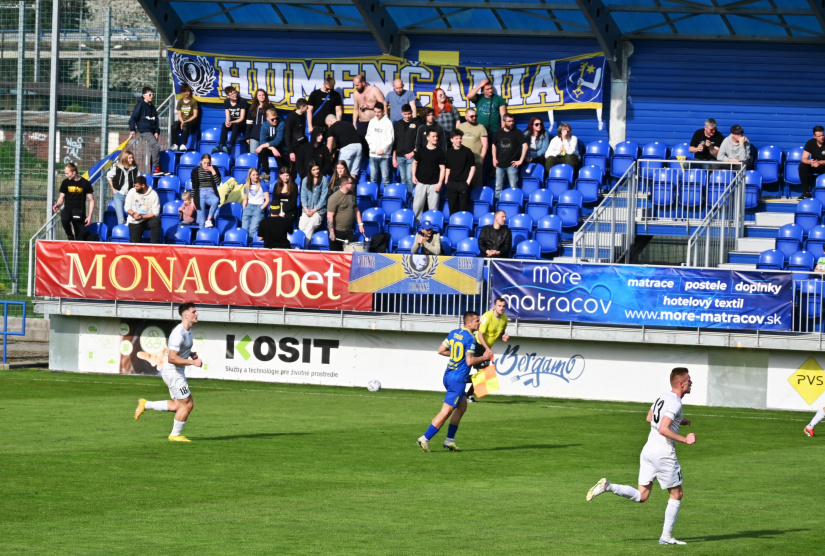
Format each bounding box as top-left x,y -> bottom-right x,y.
348,253 -> 483,295
82,138 -> 130,185
168,48 -> 605,114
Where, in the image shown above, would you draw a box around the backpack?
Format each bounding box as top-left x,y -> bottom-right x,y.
368,233 -> 391,253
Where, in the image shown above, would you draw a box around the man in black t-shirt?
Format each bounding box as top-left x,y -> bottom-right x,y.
52,163 -> 95,241
412,129 -> 446,219
307,77 -> 343,135
285,99 -> 309,167
444,130 -> 476,214
258,216 -> 292,249
493,113 -> 527,199
326,114 -> 363,180
216,86 -> 249,154
392,104 -> 420,195
800,125 -> 825,199
689,118 -> 724,167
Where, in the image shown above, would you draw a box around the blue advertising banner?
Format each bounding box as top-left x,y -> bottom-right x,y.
167,49 -> 605,114
490,261 -> 793,331
349,253 -> 483,295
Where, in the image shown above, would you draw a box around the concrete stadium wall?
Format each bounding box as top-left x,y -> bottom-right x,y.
48,314 -> 824,412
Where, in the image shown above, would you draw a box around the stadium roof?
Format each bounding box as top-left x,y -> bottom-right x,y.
138,0 -> 825,75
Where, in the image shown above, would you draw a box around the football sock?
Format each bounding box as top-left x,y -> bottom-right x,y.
146,400 -> 170,411
446,424 -> 459,440
809,407 -> 825,429
171,419 -> 187,437
608,483 -> 642,502
662,499 -> 681,539
424,424 -> 440,441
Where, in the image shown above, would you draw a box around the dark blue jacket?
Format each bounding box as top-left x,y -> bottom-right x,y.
260,119 -> 288,154
129,100 -> 160,135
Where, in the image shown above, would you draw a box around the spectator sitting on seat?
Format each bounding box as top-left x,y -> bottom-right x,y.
433,88 -> 459,136
53,162 -> 94,241
689,118 -> 724,166
717,124 -> 752,170
493,113 -> 527,199
415,107 -> 447,153
178,190 -> 196,225
799,125 -> 825,200
392,103 -> 419,195
170,83 -> 199,151
524,116 -> 549,167
297,128 -> 332,179
245,88 -> 271,154
241,168 -> 270,239
269,166 -> 299,227
413,221 -> 442,256
366,101 -> 394,186
327,176 -> 364,251
545,122 -> 579,172
456,107 -> 488,189
128,86 -> 162,175
125,175 -> 161,244
256,107 -> 287,182
477,210 -> 512,258
285,98 -> 309,165
191,153 -> 221,228
386,78 -> 418,122
329,160 -> 352,196
106,149 -> 138,225
215,86 -> 248,154
299,161 -> 330,245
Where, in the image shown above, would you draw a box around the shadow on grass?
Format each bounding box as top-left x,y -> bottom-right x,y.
683,528 -> 808,542
467,443 -> 581,452
195,432 -> 310,441
475,399 -> 539,405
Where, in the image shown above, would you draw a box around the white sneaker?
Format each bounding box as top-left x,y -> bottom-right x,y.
417,435 -> 430,453
659,537 -> 686,545
443,440 -> 461,452
179,145 -> 187,151
169,144 -> 178,151
586,478 -> 609,501
204,220 -> 214,228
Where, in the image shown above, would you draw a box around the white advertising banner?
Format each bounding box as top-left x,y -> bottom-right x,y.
75,317 -> 709,406
768,352 -> 825,411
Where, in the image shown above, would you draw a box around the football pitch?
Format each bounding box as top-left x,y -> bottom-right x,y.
1,369 -> 822,555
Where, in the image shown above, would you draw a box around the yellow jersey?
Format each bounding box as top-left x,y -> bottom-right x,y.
476,310 -> 508,348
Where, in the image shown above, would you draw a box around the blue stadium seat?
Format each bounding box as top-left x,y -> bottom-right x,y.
555,190 -> 583,229
470,186 -> 495,225
388,208 -> 415,245
357,182 -> 379,213
509,213 -> 533,246
210,152 -> 231,176
526,189 -> 554,225
639,141 -> 667,173
680,169 -> 707,218
216,202 -> 242,237
177,151 -> 201,183
575,166 -> 603,204
650,168 -> 679,216
785,146 -> 805,187
156,175 -> 181,206
788,250 -> 816,272
85,222 -> 108,242
744,170 -> 762,209
756,249 -> 786,270
233,153 -> 260,183
795,198 -> 823,236
421,210 -> 445,234
455,236 -> 480,257
806,225 -> 825,258
667,142 -> 694,169
199,127 -> 221,155
583,139 -> 612,175
108,223 -> 130,243
362,207 -> 386,237
445,211 -> 474,245
193,227 -> 220,246
394,234 -> 416,254
308,231 -> 330,251
610,140 -> 639,180
495,188 -> 524,220
513,239 -> 541,260
545,163 -> 574,202
104,201 -> 119,231
250,238 -> 265,248
165,224 -> 194,245
159,150 -> 177,175
775,223 -> 805,259
755,145 -> 783,186
440,235 -> 453,255
287,230 -> 307,250
520,163 -> 545,197
708,170 -> 736,208
535,215 -> 562,256
222,227 -> 250,247
381,183 -> 408,216
814,174 -> 825,206
800,279 -> 825,321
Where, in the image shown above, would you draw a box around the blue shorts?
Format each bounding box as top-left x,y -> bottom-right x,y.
443,377 -> 469,408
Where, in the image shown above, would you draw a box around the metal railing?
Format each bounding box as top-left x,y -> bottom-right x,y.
1,300 -> 26,365
686,165 -> 746,268
26,211 -> 61,297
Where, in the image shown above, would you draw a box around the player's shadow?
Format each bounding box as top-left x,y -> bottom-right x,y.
468,443 -> 581,452
476,400 -> 539,405
683,528 -> 808,542
195,432 -> 310,441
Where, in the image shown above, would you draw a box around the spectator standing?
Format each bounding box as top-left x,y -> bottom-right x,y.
351,74 -> 386,137
524,116 -> 549,167
433,88 -> 459,136
170,84 -> 199,152
128,86 -> 162,175
467,78 -> 507,136
327,176 -> 364,251
493,113 -> 527,198
392,104 -> 420,195
257,107 -> 287,182
799,125 -> 825,200
386,79 -> 418,122
545,123 -> 579,171
299,161 -> 330,243
477,210 -> 512,258
456,107 -> 488,188
257,213 -> 292,249
329,160 -> 353,196
365,101 -> 395,186
106,150 -> 139,225
241,168 -> 270,239
717,124 -> 751,170
245,89 -> 271,154
284,99 -> 309,166
444,129 -> 476,214
307,77 -> 343,136
191,153 -> 221,228
125,175 -> 161,244
297,128 -> 332,179
412,129 -> 446,219
326,114 -> 363,182
215,86 -> 248,154
53,163 -> 94,241
415,107 -> 447,153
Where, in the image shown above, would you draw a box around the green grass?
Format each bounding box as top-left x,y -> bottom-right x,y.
0,369 -> 822,555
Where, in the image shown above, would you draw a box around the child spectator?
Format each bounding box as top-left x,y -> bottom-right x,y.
178,190 -> 196,224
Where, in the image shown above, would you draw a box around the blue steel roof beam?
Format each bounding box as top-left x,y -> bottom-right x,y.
135,0 -> 188,46
652,0 -> 678,34
573,0 -> 624,76
505,9 -> 590,30
709,0 -> 736,35
349,0 -> 402,56
807,0 -> 825,34
767,0 -> 796,37
289,4 -> 365,24
733,13 -> 825,37
538,0 -> 564,32
185,3 -> 246,26
400,8 -> 473,30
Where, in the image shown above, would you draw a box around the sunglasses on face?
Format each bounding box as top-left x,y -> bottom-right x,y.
145,93 -> 154,97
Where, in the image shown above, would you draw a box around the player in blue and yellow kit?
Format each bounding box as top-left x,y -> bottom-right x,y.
417,311 -> 493,453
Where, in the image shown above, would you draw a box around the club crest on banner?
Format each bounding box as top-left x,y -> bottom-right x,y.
401,255 -> 439,281
170,52 -> 216,97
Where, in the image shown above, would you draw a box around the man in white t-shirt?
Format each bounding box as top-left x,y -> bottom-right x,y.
586,367 -> 697,545
134,303 -> 204,442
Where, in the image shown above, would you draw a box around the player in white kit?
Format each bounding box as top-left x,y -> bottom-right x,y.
586,367 -> 696,545
134,303 -> 203,442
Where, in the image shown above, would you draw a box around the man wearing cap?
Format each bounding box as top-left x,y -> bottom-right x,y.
717,124 -> 751,170
413,221 -> 442,256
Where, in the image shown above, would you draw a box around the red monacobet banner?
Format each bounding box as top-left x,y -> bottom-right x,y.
35,241 -> 372,311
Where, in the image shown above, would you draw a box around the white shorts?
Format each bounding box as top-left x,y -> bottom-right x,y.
638,446 -> 682,490
161,369 -> 191,400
